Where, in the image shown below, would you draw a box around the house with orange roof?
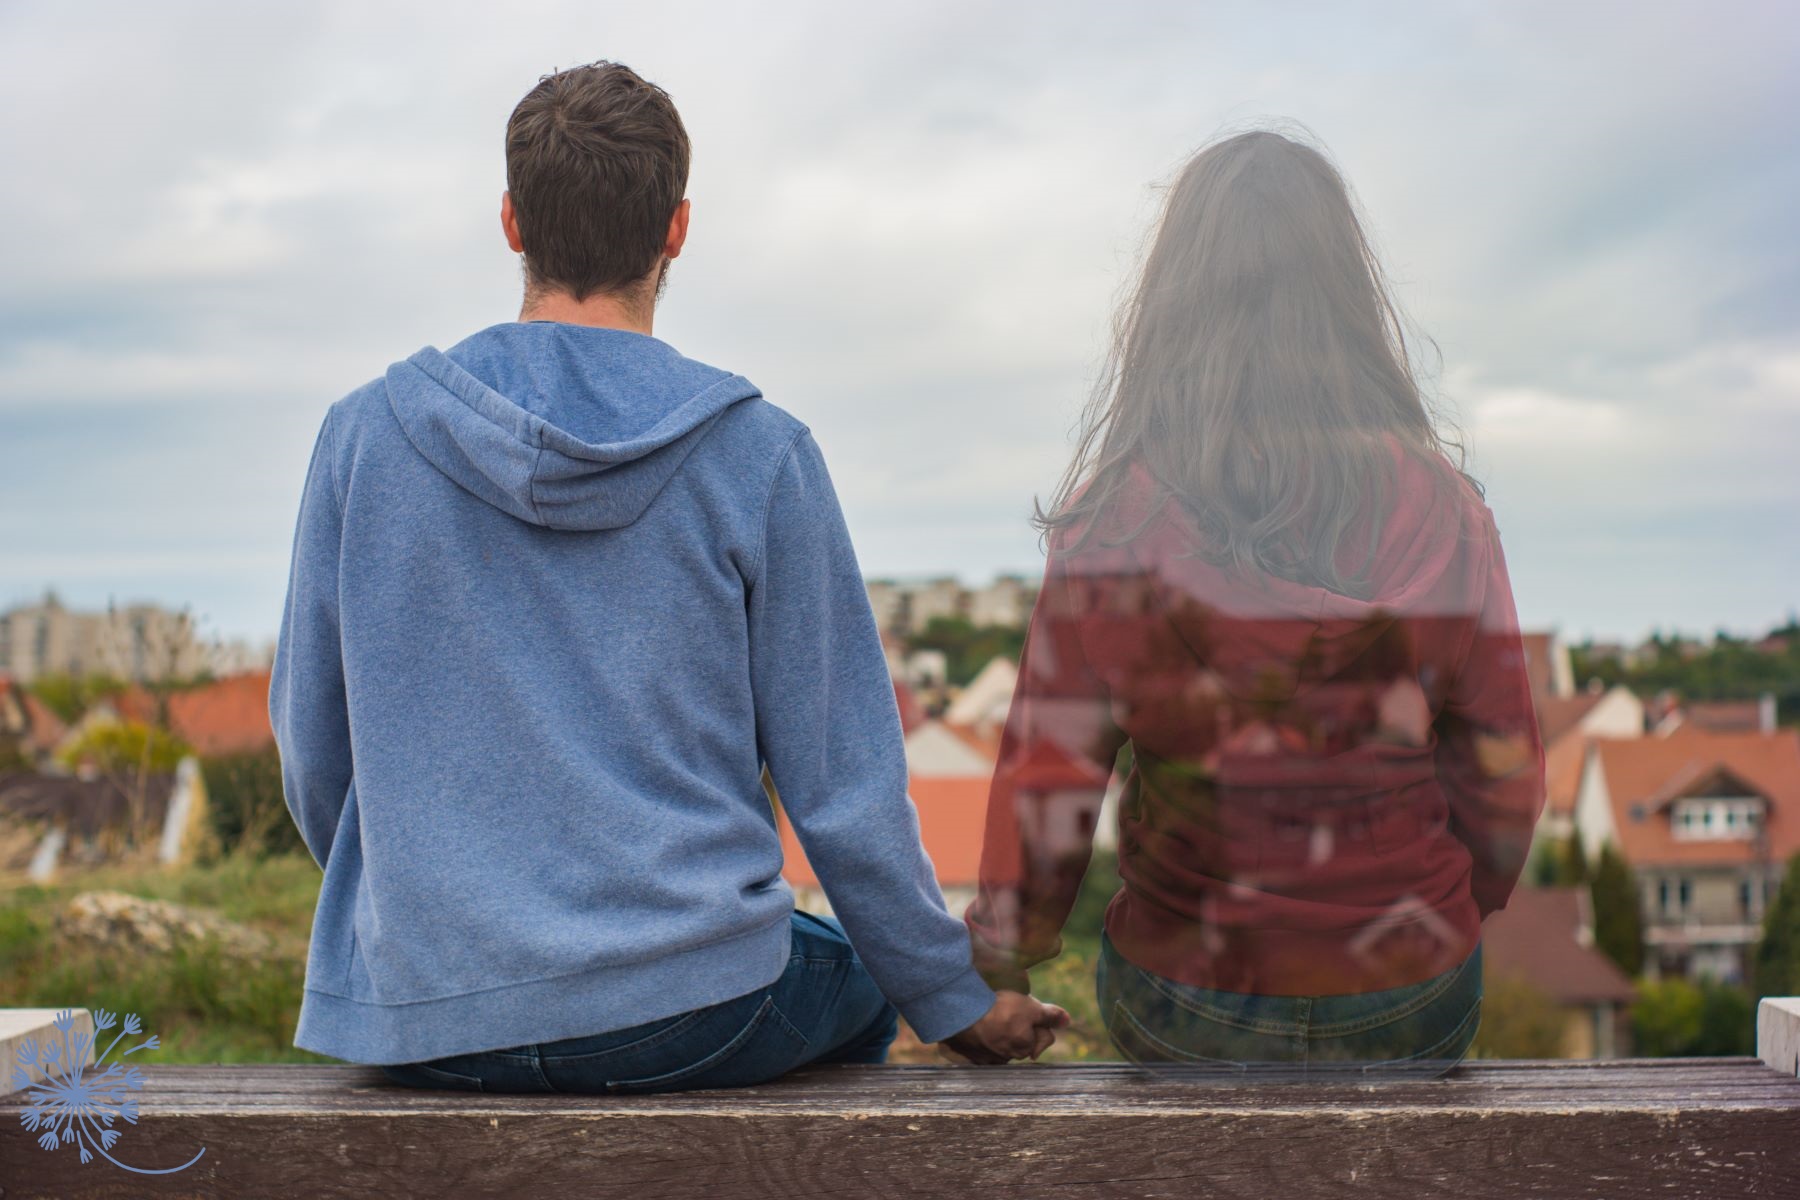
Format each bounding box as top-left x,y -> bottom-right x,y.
1651,694 -> 1778,737
1481,886 -> 1637,1057
167,670 -> 276,757
942,655 -> 1018,734
1532,683 -> 1645,843
1572,728 -> 1800,981
0,674 -> 69,767
1517,627 -> 1645,850
1519,630 -> 1577,708
778,774 -> 992,917
780,710 -> 1073,917
779,717 -> 998,917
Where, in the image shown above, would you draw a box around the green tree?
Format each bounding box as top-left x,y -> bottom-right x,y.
1590,844 -> 1643,976
56,719 -> 189,775
26,671 -> 128,723
907,616 -> 1026,687
1551,828 -> 1589,886
1753,852 -> 1800,998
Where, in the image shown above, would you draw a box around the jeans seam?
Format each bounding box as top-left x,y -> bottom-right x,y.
1138,968 -> 1305,1035
539,1008 -> 712,1065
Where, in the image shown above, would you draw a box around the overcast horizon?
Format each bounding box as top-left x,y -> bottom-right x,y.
3,1 -> 1797,649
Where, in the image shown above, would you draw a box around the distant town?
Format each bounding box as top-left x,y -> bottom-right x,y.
3,582 -> 1798,1059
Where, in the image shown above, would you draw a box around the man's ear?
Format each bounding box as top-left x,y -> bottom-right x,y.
501,192 -> 525,254
664,198 -> 691,261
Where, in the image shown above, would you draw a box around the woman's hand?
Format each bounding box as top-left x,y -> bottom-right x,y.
940,991 -> 1071,1064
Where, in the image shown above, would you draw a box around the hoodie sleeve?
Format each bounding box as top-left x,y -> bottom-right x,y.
963,544 -> 1127,994
1435,506 -> 1546,918
747,430 -> 997,1044
269,405 -> 354,871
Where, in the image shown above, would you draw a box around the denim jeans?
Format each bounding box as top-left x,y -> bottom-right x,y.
379,911 -> 898,1094
1097,934 -> 1482,1080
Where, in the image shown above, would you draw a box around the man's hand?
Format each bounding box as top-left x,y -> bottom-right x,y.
940,991 -> 1071,1064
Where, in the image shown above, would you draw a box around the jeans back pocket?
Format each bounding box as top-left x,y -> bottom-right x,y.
537,993 -> 808,1095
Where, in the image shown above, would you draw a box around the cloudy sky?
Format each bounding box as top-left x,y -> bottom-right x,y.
2,0 -> 1796,649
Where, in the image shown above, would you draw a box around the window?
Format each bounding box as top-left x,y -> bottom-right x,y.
1671,797 -> 1764,841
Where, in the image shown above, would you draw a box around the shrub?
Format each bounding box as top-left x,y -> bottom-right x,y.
1470,973 -> 1565,1058
202,750 -> 308,860
1633,977 -> 1755,1056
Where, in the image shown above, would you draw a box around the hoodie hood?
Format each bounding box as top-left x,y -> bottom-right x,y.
385,323 -> 762,531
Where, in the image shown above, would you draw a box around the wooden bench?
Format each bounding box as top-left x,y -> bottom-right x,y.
5,1057 -> 1799,1198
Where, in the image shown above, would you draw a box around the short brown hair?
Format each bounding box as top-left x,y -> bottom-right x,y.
505,62 -> 690,301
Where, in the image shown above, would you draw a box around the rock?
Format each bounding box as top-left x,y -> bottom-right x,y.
54,890 -> 275,961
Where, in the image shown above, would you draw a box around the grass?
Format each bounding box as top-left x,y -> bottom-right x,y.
2,848 -> 1130,1067
0,851 -> 334,1064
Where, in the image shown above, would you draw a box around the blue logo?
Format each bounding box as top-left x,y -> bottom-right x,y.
14,1008 -> 206,1175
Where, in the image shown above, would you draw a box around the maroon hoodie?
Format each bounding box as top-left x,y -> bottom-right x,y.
965,440 -> 1546,996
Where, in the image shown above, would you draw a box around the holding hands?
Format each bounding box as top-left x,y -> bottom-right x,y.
941,991 -> 1071,1064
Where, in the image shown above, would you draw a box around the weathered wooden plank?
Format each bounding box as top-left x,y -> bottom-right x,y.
4,1060 -> 1797,1199
53,1058 -> 1800,1111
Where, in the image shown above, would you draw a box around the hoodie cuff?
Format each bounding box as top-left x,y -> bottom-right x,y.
976,964 -> 1032,996
896,966 -> 999,1045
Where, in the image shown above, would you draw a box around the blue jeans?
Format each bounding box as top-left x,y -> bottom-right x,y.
1097,934 -> 1482,1080
379,912 -> 898,1094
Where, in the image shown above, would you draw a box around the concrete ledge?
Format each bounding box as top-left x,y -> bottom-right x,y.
0,1008 -> 92,1096
1759,996 -> 1800,1079
3,1058 -> 1799,1198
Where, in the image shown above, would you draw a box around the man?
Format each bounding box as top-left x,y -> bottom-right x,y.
270,60 -> 1067,1092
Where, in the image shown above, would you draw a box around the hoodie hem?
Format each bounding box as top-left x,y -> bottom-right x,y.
293,915 -> 794,1066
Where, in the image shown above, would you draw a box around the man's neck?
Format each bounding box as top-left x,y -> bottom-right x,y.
519,286 -> 654,336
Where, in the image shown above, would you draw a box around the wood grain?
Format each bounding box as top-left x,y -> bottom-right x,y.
3,1060 -> 1798,1199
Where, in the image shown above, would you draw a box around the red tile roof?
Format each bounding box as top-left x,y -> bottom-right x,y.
942,722 -> 1003,765
1001,738 -> 1110,792
0,676 -> 68,755
1481,887 -> 1636,1005
1545,732 -> 1588,820
779,776 -> 990,890
101,683 -> 159,724
166,671 -> 275,757
1537,693 -> 1605,745
1593,729 -> 1800,867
